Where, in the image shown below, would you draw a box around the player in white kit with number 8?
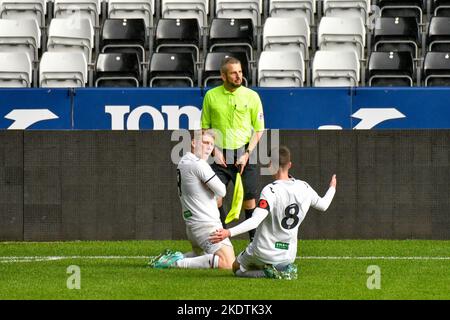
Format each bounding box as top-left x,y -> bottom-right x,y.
210,145 -> 337,279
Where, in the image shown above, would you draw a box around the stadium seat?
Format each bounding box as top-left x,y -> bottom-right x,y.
215,0 -> 261,27
100,18 -> 147,64
208,18 -> 255,61
155,18 -> 201,63
268,0 -> 315,26
108,0 -> 155,30
258,51 -> 305,87
47,18 -> 95,64
312,50 -> 360,86
427,17 -> 450,52
0,19 -> 41,63
373,17 -> 421,60
323,0 -> 370,24
95,52 -> 141,87
0,52 -> 32,87
374,0 -> 425,24
423,51 -> 450,86
263,17 -> 310,59
39,51 -> 88,87
149,52 -> 196,87
432,0 -> 450,17
202,51 -> 250,87
53,0 -> 101,28
0,0 -> 46,28
368,51 -> 414,86
318,16 -> 366,60
161,0 -> 208,29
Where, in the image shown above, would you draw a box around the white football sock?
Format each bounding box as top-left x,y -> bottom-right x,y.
182,251 -> 199,258
175,254 -> 219,269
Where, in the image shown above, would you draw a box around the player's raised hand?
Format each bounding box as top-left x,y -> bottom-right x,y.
209,228 -> 231,243
330,174 -> 337,188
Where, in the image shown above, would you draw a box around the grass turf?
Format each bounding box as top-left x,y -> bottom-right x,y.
0,240 -> 449,300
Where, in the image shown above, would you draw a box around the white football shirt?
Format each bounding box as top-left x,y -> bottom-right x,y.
240,178 -> 335,264
177,152 -> 226,226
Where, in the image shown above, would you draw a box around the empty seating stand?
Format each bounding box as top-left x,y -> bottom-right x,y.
368,51 -> 415,86
101,18 -> 147,64
0,52 -> 32,87
432,0 -> 450,17
312,50 -> 360,86
39,51 -> 88,87
95,52 -> 141,87
208,18 -> 255,61
375,0 -> 425,24
427,16 -> 450,52
149,52 -> 196,87
268,0 -> 315,26
155,18 -> 201,63
258,50 -> 305,87
0,0 -> 47,28
323,0 -> 370,23
373,16 -> 421,60
161,0 -> 208,30
263,17 -> 310,60
423,51 -> 450,86
215,0 -> 262,28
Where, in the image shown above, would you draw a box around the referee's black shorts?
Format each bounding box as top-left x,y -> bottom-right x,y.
210,147 -> 259,201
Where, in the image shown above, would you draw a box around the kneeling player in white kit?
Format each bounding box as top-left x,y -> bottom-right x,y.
209,145 -> 337,279
149,130 -> 236,270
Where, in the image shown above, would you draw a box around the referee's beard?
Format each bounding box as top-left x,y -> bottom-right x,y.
224,76 -> 242,90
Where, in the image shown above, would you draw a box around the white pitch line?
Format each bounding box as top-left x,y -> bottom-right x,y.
1,255 -> 450,264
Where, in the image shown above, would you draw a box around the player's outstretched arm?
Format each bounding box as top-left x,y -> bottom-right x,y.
312,174 -> 337,212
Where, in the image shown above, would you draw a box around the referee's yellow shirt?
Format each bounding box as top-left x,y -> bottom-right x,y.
201,85 -> 265,150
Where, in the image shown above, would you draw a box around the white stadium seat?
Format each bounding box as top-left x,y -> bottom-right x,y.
263,17 -> 310,59
161,0 -> 208,29
215,0 -> 261,27
0,52 -> 32,87
108,0 -> 155,29
323,0 -> 370,24
318,16 -> 366,60
0,19 -> 41,63
47,18 -> 94,63
54,0 -> 102,28
312,50 -> 360,87
39,51 -> 88,87
269,0 -> 315,26
0,0 -> 47,28
258,51 -> 305,87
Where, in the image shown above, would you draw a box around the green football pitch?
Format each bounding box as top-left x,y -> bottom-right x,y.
0,240 -> 449,300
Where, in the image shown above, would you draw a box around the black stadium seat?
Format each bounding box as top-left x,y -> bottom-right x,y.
373,17 -> 421,59
368,51 -> 415,86
154,18 -> 201,63
95,52 -> 142,87
100,18 -> 147,63
375,0 -> 425,23
423,51 -> 450,86
432,0 -> 450,17
208,18 -> 255,61
149,52 -> 196,87
202,51 -> 250,87
427,17 -> 450,52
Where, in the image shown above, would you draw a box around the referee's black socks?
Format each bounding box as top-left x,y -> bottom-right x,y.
245,208 -> 256,241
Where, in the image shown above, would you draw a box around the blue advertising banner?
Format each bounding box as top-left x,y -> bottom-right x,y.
0,89 -> 72,130
1,87 -> 450,130
73,88 -> 204,130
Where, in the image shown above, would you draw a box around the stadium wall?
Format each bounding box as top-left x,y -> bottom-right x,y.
1,130 -> 449,241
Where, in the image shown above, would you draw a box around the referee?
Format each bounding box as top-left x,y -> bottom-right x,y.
201,56 -> 265,241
